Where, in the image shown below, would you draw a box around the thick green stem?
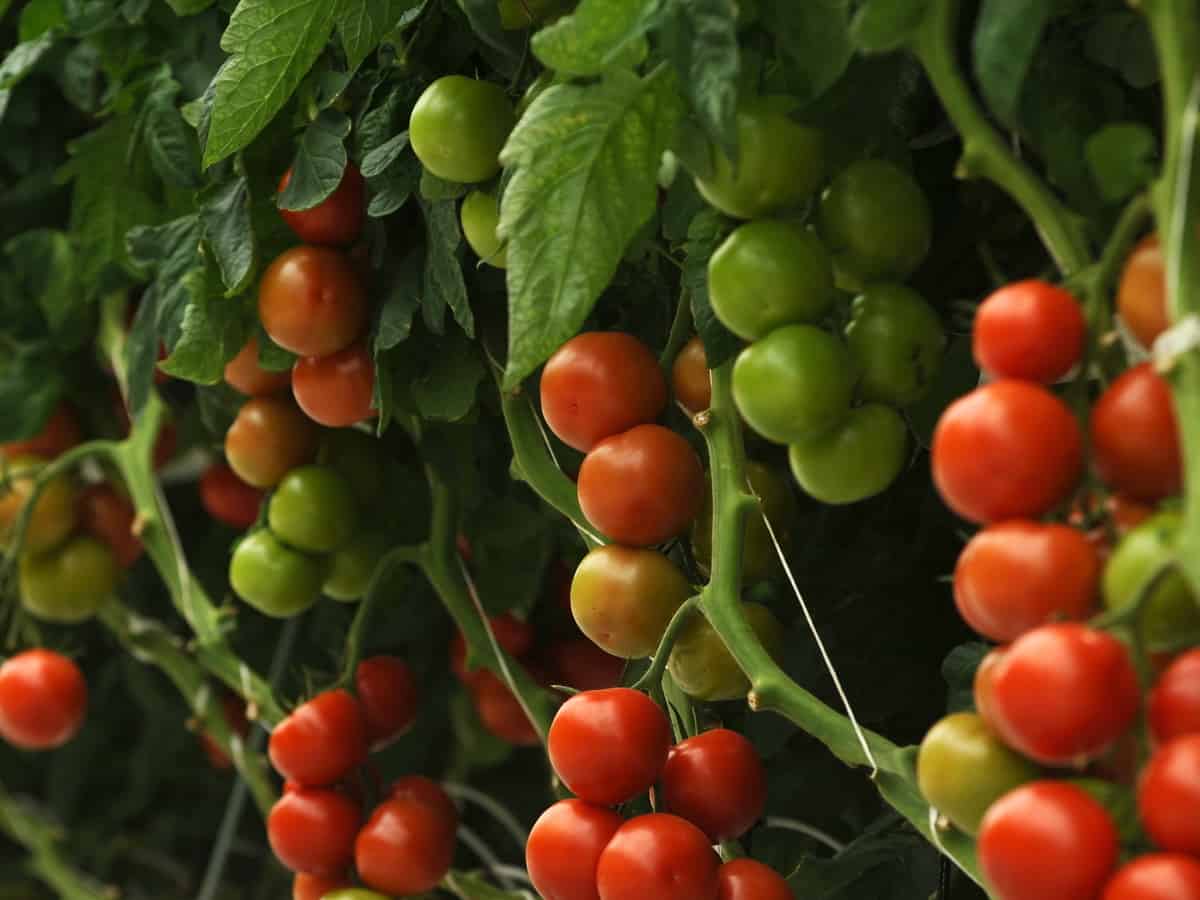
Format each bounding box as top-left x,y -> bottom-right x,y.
632,596 -> 699,691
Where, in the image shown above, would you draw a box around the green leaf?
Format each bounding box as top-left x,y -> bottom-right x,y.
18,0 -> 65,41
361,130 -> 409,177
420,198 -> 473,337
159,267 -> 251,384
4,230 -> 82,341
0,342 -> 65,443
850,0 -> 927,52
165,0 -> 215,12
368,149 -> 421,217
203,0 -> 340,167
410,332 -> 486,421
941,642 -> 989,714
1084,12 -> 1159,90
684,209 -> 738,367
420,168 -> 470,201
0,33 -> 58,121
143,73 -> 203,189
659,0 -> 739,160
278,109 -> 352,211
1085,122 -> 1158,204
972,0 -> 1052,125
200,176 -> 256,294
759,0 -> 853,105
375,248 -> 423,351
458,0 -> 524,66
337,0 -> 422,69
256,327 -> 296,371
499,68 -> 684,387
531,0 -> 659,76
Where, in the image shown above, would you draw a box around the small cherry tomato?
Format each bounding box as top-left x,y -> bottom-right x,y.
76,484 -> 141,568
973,280 -> 1087,383
541,638 -> 624,692
1138,735 -> 1200,855
788,402 -> 908,504
278,163 -> 365,247
200,462 -> 263,530
324,532 -> 390,602
19,536 -> 118,624
355,790 -> 458,896
460,189 -> 506,268
717,859 -> 793,900
292,342 -> 376,428
1,402 -> 80,460
472,673 -> 541,746
1101,853 -> 1200,900
692,460 -> 798,583
224,337 -> 291,397
409,75 -> 515,183
672,336 -> 710,414
1090,363 -> 1182,503
596,813 -> 721,900
293,873 -> 351,900
668,603 -> 783,702
268,464 -> 359,553
269,689 -> 368,787
0,649 -> 86,750
267,786 -> 360,877
449,613 -> 535,686
355,656 -> 418,750
660,728 -> 766,842
0,455 -> 77,554
258,246 -> 368,358
1117,233 -> 1170,349
387,776 -> 458,825
845,283 -> 946,406
229,530 -> 326,618
1150,650 -> 1200,744
527,798 -> 624,900
225,397 -> 319,489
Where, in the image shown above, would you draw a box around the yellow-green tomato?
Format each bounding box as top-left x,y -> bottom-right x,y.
570,545 -> 691,659
668,602 -> 784,701
268,465 -> 359,553
229,530 -> 325,618
788,404 -> 908,505
409,76 -> 516,184
692,461 -> 798,583
0,455 -> 77,554
19,536 -> 118,624
844,284 -> 946,407
708,220 -> 835,340
461,190 -> 507,268
917,712 -> 1038,835
324,532 -> 391,602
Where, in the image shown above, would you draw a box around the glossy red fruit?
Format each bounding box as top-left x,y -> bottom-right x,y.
717,859 -> 794,900
76,484 -> 142,568
540,332 -> 668,452
355,790 -> 458,895
449,613 -> 536,686
472,672 -> 540,746
1150,650 -> 1200,744
595,813 -> 720,900
973,280 -> 1087,383
1,402 -> 80,460
279,163 -> 366,246
200,462 -> 264,530
267,787 -> 360,877
1090,363 -> 1182,503
356,656 -> 418,750
224,337 -> 291,397
387,776 -> 458,827
1138,735 -> 1200,855
660,729 -> 766,842
543,638 -> 624,692
293,873 -> 350,900
0,650 -> 87,750
258,246 -> 368,358
292,342 -> 376,427
1101,853 -> 1200,900
526,799 -> 625,900
268,690 -> 369,787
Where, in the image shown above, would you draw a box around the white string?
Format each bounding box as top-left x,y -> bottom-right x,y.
527,397 -> 605,547
456,824 -> 521,892
442,781 -> 530,847
764,817 -> 846,852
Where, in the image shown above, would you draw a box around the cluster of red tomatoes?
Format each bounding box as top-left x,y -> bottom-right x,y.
527,686 -> 790,900
920,254 -> 1199,898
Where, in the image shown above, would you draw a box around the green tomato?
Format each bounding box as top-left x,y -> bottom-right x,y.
1103,511 -> 1200,650
694,99 -> 825,220
268,465 -> 359,553
692,460 -> 798,583
570,545 -> 691,659
409,76 -> 516,184
708,220 -> 835,340
0,455 -> 77,554
788,404 -> 908,505
818,159 -> 932,287
324,532 -> 391,602
668,602 -> 784,701
229,530 -> 325,618
917,712 -> 1038,835
844,284 -> 945,407
461,190 -> 507,268
19,536 -> 118,624
732,324 -> 856,444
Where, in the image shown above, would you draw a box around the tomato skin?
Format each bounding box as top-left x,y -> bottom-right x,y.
355,792 -> 458,895
577,425 -> 704,547
1090,363 -> 1182,503
1102,854 -> 1200,900
0,650 -> 86,750
1138,735 -> 1200,855
1150,650 -> 1200,744
916,712 -> 1037,835
540,332 -> 667,453
269,689 -> 368,787
733,324 -> 857,445
0,456 -> 77,554
672,336 -> 711,414
355,656 -> 418,749
543,638 -> 624,692
292,342 -> 376,428
1118,234 -> 1170,349
19,536 -> 118,624
596,813 -> 720,900
268,465 -> 359,553
388,776 -> 458,824
200,462 -> 263,530
1,402 -> 80,460
548,688 -> 671,806
225,397 -> 320,489
973,280 -> 1087,383
258,246 -> 368,358
659,728 -> 766,842
668,603 -> 784,702
293,873 -> 351,900
229,530 -> 325,618
570,545 -> 690,658
324,532 -> 390,601
716,859 -> 793,900
984,623 -> 1139,765
954,521 -> 1101,643
845,283 -> 945,406
76,484 -> 141,568
471,673 -> 541,746
449,613 -> 535,686
931,380 -> 1083,524
278,163 -> 365,247
693,460 -> 797,583
460,189 -> 506,268
267,787 -> 360,877
527,798 -> 625,900
788,403 -> 908,504
224,337 -> 291,397
409,75 -> 515,183
978,781 -> 1119,900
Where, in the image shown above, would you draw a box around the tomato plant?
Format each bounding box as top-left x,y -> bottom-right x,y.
668,603 -> 784,701
291,341 -> 376,428
355,789 -> 457,895
1150,650 -> 1200,744
1101,854 -> 1200,900
1117,234 -> 1170,349
76,484 -> 141,569
224,338 -> 292,397
0,456 -> 78,554
0,403 -> 79,460
225,397 -> 320,489
595,813 -> 721,900
788,403 -> 908,504
1138,736 -> 1200,856
693,460 -> 798,581
717,859 -> 794,900
268,690 -> 368,787
267,787 -> 360,877
526,798 -> 624,900
278,163 -> 365,247
972,280 -> 1087,383
0,650 -> 87,750
460,189 -> 507,268
258,246 -> 369,358
355,656 -> 418,749
200,462 -> 264,530
409,76 -> 516,184
229,530 -> 327,618
659,728 -> 766,842
845,283 -> 945,406
19,536 -> 118,624
267,465 -> 359,553
671,336 -> 711,414
1090,363 -> 1182,503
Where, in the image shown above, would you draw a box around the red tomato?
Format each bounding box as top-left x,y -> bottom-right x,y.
672,336 -> 711,414
595,813 -> 720,900
1150,650 -> 1200,744
526,799 -> 624,900
258,246 -> 368,358
659,728 -> 766,842
279,163 -> 366,247
224,397 -> 319,489
1090,363 -> 1182,503
293,873 -> 350,900
267,787 -> 360,877
979,781 -> 1119,900
1102,853 -> 1200,900
548,688 -> 671,806
292,341 -> 376,427
540,332 -> 667,452
542,638 -> 624,692
1138,735 -> 1200,855
972,280 -> 1087,383
931,380 -> 1083,523
983,624 -> 1139,765
387,776 -> 458,827
0,650 -> 87,750
355,792 -> 458,895
1108,495 -> 1155,535
1118,234 -> 1170,349
1,402 -> 80,460
268,690 -> 368,787
200,462 -> 264,530
449,613 -> 535,686
224,337 -> 291,397
973,647 -> 1003,726
355,656 -> 418,750
76,484 -> 142,568
471,672 -> 541,746
577,425 -> 705,546
953,521 -> 1100,642
199,693 -> 250,770
717,859 -> 793,900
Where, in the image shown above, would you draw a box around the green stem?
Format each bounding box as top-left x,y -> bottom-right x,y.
335,546 -> 423,689
632,596 -> 699,691
0,782 -> 112,900
659,287 -> 693,374
1085,193 -> 1154,337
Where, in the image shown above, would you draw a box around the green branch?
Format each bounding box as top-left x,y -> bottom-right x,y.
632,595 -> 699,691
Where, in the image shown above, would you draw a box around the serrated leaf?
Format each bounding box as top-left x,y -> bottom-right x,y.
850,0 -> 927,52
684,209 -> 738,367
144,75 -> 203,189
0,33 -> 58,121
458,0 -> 524,67
499,69 -> 684,387
4,230 -> 80,340
361,130 -> 409,177
973,0 -> 1052,125
159,267 -> 250,384
420,198 -> 473,337
532,0 -> 659,76
278,109 -> 352,211
337,0 -> 422,69
1085,122 -> 1157,204
200,176 -> 256,293
0,342 -> 65,442
368,149 -> 421,217
659,0 -> 738,161
18,0 -> 65,41
420,168 -> 470,201
203,0 -> 339,167
760,0 -> 853,105
375,249 -> 422,352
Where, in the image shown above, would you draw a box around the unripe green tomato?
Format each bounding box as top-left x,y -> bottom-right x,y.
409,76 -> 516,184
19,536 -> 118,624
788,404 -> 908,505
917,712 -> 1038,835
844,284 -> 945,407
692,461 -> 798,583
571,545 -> 691,658
668,602 -> 784,701
1103,511 -> 1200,650
695,100 -> 825,220
324,532 -> 391,602
818,159 -> 932,287
461,190 -> 507,268
732,325 -> 856,444
708,220 -> 835,340
268,465 -> 359,553
323,891 -> 390,900
0,455 -> 77,554
229,530 -> 325,618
